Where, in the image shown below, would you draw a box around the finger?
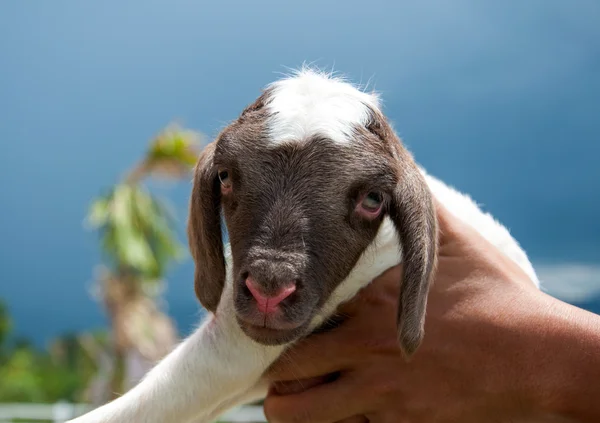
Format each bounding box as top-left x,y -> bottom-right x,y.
271,375 -> 330,395
264,374 -> 369,423
266,329 -> 356,381
434,197 -> 501,252
268,265 -> 403,382
432,197 -> 467,247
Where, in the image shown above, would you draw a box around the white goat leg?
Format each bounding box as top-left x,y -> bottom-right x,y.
67,285 -> 286,423
201,381 -> 269,423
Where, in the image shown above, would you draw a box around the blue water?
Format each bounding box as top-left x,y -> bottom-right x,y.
1,1 -> 599,346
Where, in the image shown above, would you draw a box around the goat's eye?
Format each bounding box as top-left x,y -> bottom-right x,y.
218,169 -> 232,189
361,191 -> 383,212
356,191 -> 384,219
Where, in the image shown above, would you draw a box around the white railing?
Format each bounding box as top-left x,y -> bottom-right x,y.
0,403 -> 267,423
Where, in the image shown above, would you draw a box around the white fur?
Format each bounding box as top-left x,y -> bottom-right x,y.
265,68 -> 381,145
68,72 -> 539,423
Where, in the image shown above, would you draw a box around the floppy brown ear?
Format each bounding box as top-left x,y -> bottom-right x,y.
389,155 -> 438,358
367,112 -> 438,358
187,141 -> 226,313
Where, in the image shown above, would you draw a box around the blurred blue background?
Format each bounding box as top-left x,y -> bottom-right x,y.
1,0 -> 599,347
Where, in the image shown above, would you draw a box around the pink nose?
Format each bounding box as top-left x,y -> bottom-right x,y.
245,277 -> 296,314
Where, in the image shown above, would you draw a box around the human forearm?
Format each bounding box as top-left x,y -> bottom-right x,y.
526,293 -> 600,422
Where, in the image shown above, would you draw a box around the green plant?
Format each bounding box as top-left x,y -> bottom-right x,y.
85,123 -> 203,397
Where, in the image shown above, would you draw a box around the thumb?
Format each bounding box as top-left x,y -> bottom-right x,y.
433,197 -> 486,252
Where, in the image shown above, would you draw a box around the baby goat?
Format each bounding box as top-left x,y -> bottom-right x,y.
69,68 -> 540,423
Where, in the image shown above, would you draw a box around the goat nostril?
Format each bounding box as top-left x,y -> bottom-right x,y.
245,277 -> 297,313
242,284 -> 252,299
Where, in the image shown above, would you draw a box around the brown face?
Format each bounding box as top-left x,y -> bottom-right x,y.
214,132 -> 398,344
187,92 -> 437,356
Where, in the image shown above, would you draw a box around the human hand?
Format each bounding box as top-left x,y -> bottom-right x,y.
263,200 -> 549,423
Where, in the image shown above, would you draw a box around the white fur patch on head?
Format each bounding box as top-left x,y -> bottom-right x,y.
264,67 -> 381,145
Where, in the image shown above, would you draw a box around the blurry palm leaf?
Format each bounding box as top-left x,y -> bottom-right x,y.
87,183 -> 186,283
85,123 -> 202,397
143,124 -> 202,180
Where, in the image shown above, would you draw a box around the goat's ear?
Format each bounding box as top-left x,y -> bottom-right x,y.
389,157 -> 438,358
367,111 -> 438,358
239,90 -> 269,120
187,141 -> 226,313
